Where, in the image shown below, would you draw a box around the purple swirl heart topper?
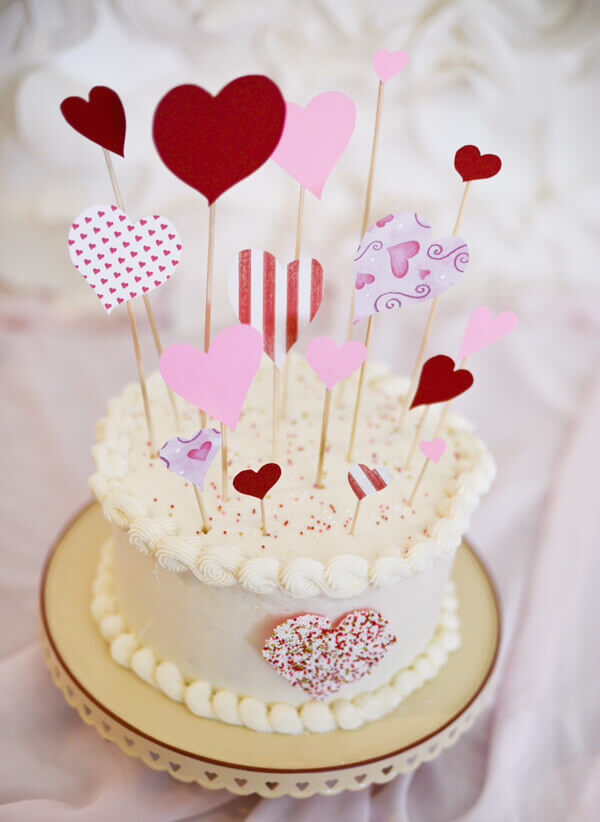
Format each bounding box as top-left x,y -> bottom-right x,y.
353,212 -> 469,322
159,428 -> 221,490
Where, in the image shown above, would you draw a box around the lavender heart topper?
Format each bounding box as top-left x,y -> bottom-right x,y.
159,428 -> 221,490
352,212 -> 469,323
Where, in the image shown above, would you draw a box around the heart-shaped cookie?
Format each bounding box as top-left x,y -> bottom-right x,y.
454,145 -> 501,182
159,429 -> 221,490
233,463 -> 282,500
305,337 -> 367,390
230,249 -> 323,367
159,325 -> 263,430
263,610 -> 396,699
67,204 -> 182,314
353,212 -> 469,322
60,86 -> 126,156
410,355 -> 474,409
153,76 -> 285,204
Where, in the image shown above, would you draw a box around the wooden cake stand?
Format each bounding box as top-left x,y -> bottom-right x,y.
39,502 -> 501,798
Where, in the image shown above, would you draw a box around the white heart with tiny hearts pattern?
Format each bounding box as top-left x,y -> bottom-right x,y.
67,204 -> 182,314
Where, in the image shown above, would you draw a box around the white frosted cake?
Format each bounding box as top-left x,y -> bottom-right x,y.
89,355 -> 494,734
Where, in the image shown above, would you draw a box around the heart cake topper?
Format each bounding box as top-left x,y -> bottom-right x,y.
60,86 -> 126,156
153,76 -> 286,205
458,305 -> 518,360
233,463 -> 282,500
419,438 -> 446,464
410,355 -> 474,409
352,212 -> 469,322
263,610 -> 396,699
159,325 -> 263,430
372,49 -> 409,83
454,145 -> 502,182
347,464 -> 391,500
306,337 -> 367,390
271,91 -> 356,198
229,250 -> 323,367
159,428 -> 221,489
67,204 -> 182,314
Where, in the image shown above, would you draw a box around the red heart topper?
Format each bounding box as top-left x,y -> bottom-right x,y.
60,86 -> 126,156
410,355 -> 474,409
153,76 -> 286,205
454,145 -> 501,182
233,463 -> 282,500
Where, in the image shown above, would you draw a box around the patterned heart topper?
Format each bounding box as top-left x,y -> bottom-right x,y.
159,428 -> 221,490
229,249 -> 323,367
352,212 -> 469,322
263,610 -> 396,699
347,464 -> 391,500
67,205 -> 182,314
60,86 -> 126,156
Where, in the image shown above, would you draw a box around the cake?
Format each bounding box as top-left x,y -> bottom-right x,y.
89,354 -> 495,734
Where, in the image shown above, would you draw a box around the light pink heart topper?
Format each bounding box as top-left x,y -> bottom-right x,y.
372,49 -> 409,83
458,305 -> 518,360
305,336 -> 367,390
271,91 -> 356,198
419,438 -> 446,464
67,204 -> 182,314
159,428 -> 221,490
159,325 -> 263,430
353,212 -> 469,322
263,610 -> 396,699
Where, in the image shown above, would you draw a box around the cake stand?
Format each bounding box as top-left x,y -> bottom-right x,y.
39,502 -> 501,799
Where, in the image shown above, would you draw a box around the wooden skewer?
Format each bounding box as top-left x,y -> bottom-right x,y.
273,363 -> 280,460
192,485 -> 211,533
405,405 -> 430,471
199,203 -> 216,430
407,458 -> 429,507
315,387 -> 332,488
349,498 -> 362,535
281,184 -> 306,420
396,182 -> 472,434
260,498 -> 268,536
126,301 -> 155,454
220,422 -> 228,502
102,149 -> 181,429
346,314 -> 373,461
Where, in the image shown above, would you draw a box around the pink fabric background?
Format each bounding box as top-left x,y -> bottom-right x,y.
1,291 -> 599,820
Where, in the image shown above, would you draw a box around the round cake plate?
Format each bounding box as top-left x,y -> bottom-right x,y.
40,502 -> 501,799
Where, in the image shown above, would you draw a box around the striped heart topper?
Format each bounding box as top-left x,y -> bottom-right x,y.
348,464 -> 391,500
229,249 -> 323,367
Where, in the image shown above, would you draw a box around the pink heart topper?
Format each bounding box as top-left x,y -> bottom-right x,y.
458,305 -> 518,360
353,212 -> 469,322
305,336 -> 367,390
372,49 -> 409,83
271,91 -> 356,198
159,428 -> 221,490
159,325 -> 263,430
419,438 -> 446,464
229,249 -> 323,367
67,204 -> 182,314
263,610 -> 396,699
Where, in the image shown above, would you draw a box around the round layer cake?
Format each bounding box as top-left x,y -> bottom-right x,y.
89,355 -> 495,733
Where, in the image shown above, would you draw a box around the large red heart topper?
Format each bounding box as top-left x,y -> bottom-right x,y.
454,145 -> 501,182
263,610 -> 396,699
60,86 -> 126,156
153,76 -> 286,205
410,355 -> 474,409
233,463 -> 282,500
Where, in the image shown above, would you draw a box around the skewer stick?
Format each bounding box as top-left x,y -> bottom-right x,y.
260,498 -> 268,536
126,302 -> 155,454
407,459 -> 429,507
199,204 -> 216,429
349,498 -> 362,535
315,387 -> 333,487
281,185 -> 306,419
192,485 -> 211,533
273,363 -> 280,460
346,315 -> 373,461
397,182 -> 472,434
405,405 -> 430,470
220,422 -> 228,502
102,149 -> 180,429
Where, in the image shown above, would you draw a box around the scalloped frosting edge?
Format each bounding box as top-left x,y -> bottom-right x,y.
89,370 -> 496,599
92,538 -> 462,734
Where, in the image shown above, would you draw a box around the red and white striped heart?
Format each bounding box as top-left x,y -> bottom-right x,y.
263,610 -> 396,699
229,249 -> 323,367
347,464 -> 391,500
67,204 -> 182,314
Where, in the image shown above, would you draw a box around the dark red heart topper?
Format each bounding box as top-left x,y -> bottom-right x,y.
410,355 -> 474,409
233,463 -> 282,500
153,76 -> 286,205
454,145 -> 501,182
60,86 -> 126,156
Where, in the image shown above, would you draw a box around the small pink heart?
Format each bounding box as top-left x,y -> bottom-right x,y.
419,438 -> 446,463
305,336 -> 367,390
355,272 -> 375,290
458,305 -> 518,360
372,49 -> 409,83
